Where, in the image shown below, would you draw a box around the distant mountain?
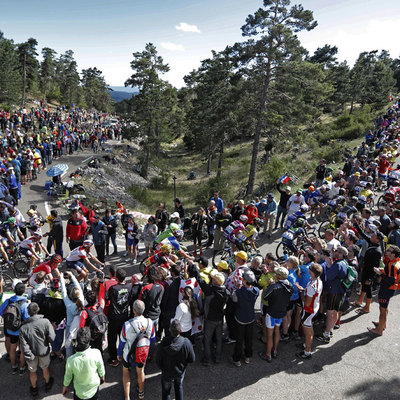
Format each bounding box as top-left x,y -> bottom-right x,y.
108,86 -> 138,103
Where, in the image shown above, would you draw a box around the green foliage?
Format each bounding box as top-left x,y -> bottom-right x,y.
315,142 -> 343,163
262,155 -> 287,189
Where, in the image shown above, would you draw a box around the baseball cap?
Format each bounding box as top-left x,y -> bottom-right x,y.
242,270 -> 256,285
296,188 -> 302,194
170,212 -> 180,219
335,246 -> 349,257
355,172 -> 360,176
274,266 -> 289,279
217,260 -> 229,270
210,270 -> 225,286
238,200 -> 244,205
250,200 -> 256,205
234,251 -> 248,261
267,193 -> 274,198
285,186 -> 291,191
12,278 -> 22,289
261,199 -> 267,204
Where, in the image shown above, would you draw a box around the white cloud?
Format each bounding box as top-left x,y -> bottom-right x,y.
175,22 -> 201,33
161,42 -> 185,52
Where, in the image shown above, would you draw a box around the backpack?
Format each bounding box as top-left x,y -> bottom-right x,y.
341,263 -> 358,290
86,306 -> 108,339
3,300 -> 24,331
127,319 -> 151,362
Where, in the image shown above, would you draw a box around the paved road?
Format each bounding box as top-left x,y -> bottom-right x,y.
1,146 -> 399,400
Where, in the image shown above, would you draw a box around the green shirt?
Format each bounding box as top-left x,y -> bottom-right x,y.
63,348 -> 105,399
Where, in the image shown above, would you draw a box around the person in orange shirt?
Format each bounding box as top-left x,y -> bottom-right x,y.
244,201 -> 258,225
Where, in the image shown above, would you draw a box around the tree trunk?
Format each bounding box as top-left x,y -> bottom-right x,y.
349,98 -> 354,114
22,53 -> 26,106
207,153 -> 212,175
246,63 -> 271,196
216,141 -> 224,179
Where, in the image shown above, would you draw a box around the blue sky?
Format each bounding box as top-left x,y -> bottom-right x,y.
1,0 -> 400,88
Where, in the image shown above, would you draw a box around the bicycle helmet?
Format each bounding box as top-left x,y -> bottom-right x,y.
253,218 -> 263,226
50,278 -> 61,291
161,244 -> 172,254
169,223 -> 180,232
7,217 -> 16,224
239,215 -> 248,223
83,239 -> 94,248
296,218 -> 305,227
32,232 -> 42,240
300,204 -> 309,212
51,254 -> 63,263
338,188 -> 346,196
336,196 -> 346,205
173,229 -> 184,240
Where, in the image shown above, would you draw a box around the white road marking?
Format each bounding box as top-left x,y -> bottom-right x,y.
44,201 -> 51,216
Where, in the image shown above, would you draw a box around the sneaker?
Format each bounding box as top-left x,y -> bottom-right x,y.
107,359 -> 119,367
223,337 -> 236,344
19,365 -> 27,376
295,343 -> 306,350
329,331 -> 333,338
30,386 -> 39,397
12,365 -> 18,374
280,333 -> 290,341
296,351 -> 312,360
45,377 -> 54,392
292,332 -> 302,340
123,251 -> 128,257
258,351 -> 272,363
133,259 -> 137,264
271,351 -> 278,359
316,334 -> 330,344
244,357 -> 250,364
334,324 -> 340,330
231,357 -> 241,367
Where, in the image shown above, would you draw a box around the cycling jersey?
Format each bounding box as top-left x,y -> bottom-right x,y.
304,277 -> 323,314
20,236 -> 39,249
282,227 -> 305,251
224,220 -> 245,243
32,261 -> 55,275
66,246 -> 88,262
144,251 -> 169,269
157,236 -> 181,252
285,211 -> 305,230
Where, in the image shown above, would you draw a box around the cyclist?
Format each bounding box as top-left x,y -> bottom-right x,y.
142,244 -> 176,276
20,232 -> 49,269
309,186 -> 328,220
281,218 -> 307,254
65,239 -> 105,281
1,217 -> 24,252
157,229 -> 194,261
224,214 -> 248,246
28,254 -> 62,286
285,204 -> 311,230
156,223 -> 180,244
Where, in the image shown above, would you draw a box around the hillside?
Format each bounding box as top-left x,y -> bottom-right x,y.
108,86 -> 138,103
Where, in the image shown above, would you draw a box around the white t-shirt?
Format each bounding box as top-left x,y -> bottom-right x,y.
327,183 -> 340,199
66,246 -> 88,262
287,194 -> 305,215
173,302 -> 193,333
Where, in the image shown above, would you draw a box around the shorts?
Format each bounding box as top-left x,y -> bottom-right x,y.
378,172 -> 387,180
193,230 -> 202,246
326,293 -> 345,312
4,331 -> 19,344
26,354 -> 51,373
66,260 -> 85,273
265,313 -> 282,329
286,297 -> 302,311
378,286 -> 396,309
301,310 -> 317,328
127,237 -> 138,247
123,346 -> 150,369
20,247 -> 33,257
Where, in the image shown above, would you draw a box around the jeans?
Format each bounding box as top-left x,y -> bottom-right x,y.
203,319 -> 223,363
233,321 -> 253,362
106,232 -> 117,255
275,205 -> 287,228
161,372 -> 185,400
225,298 -> 236,340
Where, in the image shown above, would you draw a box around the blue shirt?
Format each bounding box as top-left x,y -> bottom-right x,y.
287,269 -> 299,300
91,220 -> 106,245
211,197 -> 224,214
298,262 -> 312,289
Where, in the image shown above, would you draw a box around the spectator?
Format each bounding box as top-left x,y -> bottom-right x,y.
63,327 -> 105,400
19,302 -> 55,397
156,319 -> 195,400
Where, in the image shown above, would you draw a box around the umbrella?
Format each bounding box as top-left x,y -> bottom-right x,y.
0,199 -> 14,208
46,164 -> 69,177
0,183 -> 8,199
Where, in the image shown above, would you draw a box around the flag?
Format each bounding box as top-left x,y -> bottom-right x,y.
279,174 -> 290,184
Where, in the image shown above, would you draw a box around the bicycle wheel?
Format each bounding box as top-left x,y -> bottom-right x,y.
275,241 -> 294,260
13,259 -> 29,277
0,272 -> 14,292
377,194 -> 386,209
212,249 -> 231,268
318,221 -> 331,239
